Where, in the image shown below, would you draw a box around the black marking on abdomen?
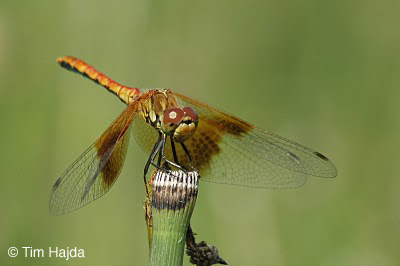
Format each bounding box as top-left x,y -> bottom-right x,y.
59,61 -> 74,71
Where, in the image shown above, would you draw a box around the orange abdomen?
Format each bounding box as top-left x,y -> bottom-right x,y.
57,56 -> 140,104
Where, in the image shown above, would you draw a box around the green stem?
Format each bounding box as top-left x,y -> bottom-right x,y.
149,170 -> 199,266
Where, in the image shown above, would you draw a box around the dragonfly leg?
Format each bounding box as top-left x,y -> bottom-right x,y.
146,134 -> 190,187
180,142 -> 197,171
144,133 -> 163,185
150,160 -> 172,172
159,137 -> 188,172
157,135 -> 166,166
170,136 -> 180,165
151,134 -> 171,170
148,135 -> 184,171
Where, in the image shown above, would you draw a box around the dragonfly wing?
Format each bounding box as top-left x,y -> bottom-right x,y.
171,92 -> 337,188
131,111 -> 159,158
49,103 -> 137,215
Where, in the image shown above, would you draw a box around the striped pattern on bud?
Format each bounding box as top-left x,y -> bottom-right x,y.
152,170 -> 199,210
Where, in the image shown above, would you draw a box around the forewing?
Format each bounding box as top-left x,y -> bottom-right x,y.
131,110 -> 159,158
171,93 -> 337,188
49,103 -> 137,215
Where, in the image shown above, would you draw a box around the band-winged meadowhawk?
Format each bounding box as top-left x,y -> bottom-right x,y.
49,56 -> 337,215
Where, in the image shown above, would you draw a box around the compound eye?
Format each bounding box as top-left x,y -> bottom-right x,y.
163,108 -> 185,126
183,107 -> 198,123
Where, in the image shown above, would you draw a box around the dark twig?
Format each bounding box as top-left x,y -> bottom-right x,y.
186,225 -> 228,266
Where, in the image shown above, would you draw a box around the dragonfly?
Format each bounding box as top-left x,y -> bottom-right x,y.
49,56 -> 337,215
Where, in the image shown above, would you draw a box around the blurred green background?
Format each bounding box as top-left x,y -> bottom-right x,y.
1,0 -> 399,265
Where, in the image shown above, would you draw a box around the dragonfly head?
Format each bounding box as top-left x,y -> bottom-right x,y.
161,107 -> 198,142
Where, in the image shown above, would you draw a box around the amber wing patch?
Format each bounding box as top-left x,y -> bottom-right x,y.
172,92 -> 336,188
49,103 -> 137,215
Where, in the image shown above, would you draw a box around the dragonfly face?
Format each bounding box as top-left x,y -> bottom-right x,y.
138,90 -> 199,142
49,56 -> 337,216
161,106 -> 198,142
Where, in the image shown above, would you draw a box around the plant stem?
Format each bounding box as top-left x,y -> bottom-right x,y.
148,170 -> 199,266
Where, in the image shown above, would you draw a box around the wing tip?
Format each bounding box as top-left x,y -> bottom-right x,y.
311,152 -> 338,178
313,165 -> 338,178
